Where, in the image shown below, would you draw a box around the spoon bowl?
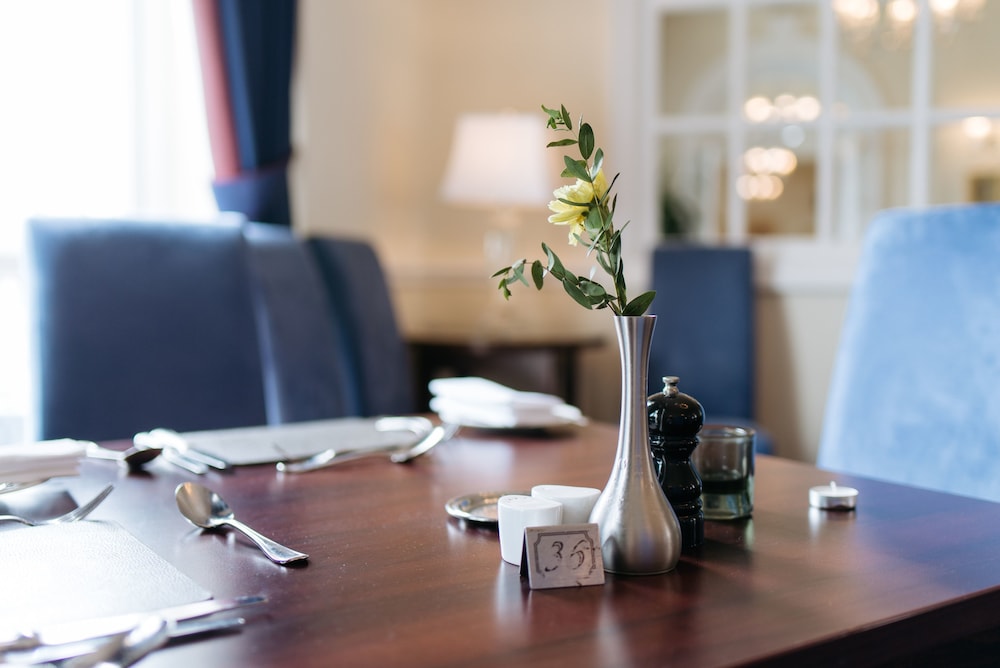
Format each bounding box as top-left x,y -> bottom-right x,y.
175,482 -> 308,565
86,442 -> 163,472
390,423 -> 460,463
278,422 -> 459,473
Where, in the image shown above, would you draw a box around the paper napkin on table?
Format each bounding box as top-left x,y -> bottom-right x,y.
1,521 -> 210,628
428,377 -> 586,428
0,438 -> 86,483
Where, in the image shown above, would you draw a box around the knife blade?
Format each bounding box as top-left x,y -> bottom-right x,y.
7,595 -> 265,650
8,616 -> 247,666
140,428 -> 232,471
159,445 -> 209,474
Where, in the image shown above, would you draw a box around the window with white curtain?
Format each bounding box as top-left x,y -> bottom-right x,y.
0,0 -> 215,443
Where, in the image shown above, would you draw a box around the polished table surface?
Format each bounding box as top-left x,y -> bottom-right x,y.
28,422 -> 1000,667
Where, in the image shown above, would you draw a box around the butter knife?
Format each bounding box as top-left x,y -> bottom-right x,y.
9,615 -> 246,666
149,429 -> 231,471
135,429 -> 232,472
0,595 -> 265,651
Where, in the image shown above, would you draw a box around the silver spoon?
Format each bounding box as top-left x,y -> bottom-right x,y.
85,442 -> 163,472
277,423 -> 459,473
390,422 -> 460,463
174,482 -> 308,565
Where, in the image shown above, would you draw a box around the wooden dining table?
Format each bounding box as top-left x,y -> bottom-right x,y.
22,421 -> 1000,667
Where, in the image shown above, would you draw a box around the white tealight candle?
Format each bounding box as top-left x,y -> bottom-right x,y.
809,481 -> 859,510
497,495 -> 562,565
531,484 -> 601,525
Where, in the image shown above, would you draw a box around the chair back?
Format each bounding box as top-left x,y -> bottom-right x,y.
308,237 -> 414,416
648,244 -> 772,453
243,223 -> 361,422
818,203 -> 1000,501
27,218 -> 268,441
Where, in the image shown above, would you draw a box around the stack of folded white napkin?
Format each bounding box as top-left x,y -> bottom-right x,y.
0,438 -> 86,484
428,377 -> 585,428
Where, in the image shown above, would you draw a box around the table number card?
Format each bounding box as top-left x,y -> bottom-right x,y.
519,523 -> 605,589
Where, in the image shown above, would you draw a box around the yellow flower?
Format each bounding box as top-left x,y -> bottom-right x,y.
547,170 -> 609,245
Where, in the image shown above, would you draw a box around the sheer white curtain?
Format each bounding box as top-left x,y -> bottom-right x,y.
0,1 -> 215,443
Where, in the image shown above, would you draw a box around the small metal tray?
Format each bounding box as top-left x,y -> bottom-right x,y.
445,490 -> 528,525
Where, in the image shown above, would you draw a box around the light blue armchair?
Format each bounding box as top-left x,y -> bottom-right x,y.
817,203 -> 1000,502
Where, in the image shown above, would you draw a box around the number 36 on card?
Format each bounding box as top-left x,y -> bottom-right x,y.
519,523 -> 605,589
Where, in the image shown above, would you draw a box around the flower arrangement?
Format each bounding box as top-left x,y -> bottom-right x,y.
492,104 -> 655,316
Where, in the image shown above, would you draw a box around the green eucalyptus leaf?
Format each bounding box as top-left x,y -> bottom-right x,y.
579,278 -> 607,299
593,148 -> 604,174
584,206 -> 604,235
542,243 -> 569,280
601,172 -> 619,205
623,290 -> 657,316
531,260 -> 545,289
562,279 -> 592,309
491,266 -> 511,278
578,123 -> 594,160
497,277 -> 512,299
557,197 -> 590,209
595,250 -> 614,276
560,105 -> 572,130
510,260 -> 530,287
547,139 -> 577,148
563,156 -> 591,182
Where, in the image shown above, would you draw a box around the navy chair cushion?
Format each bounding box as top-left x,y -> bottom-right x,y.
818,203 -> 1000,501
243,223 -> 361,422
648,244 -> 773,454
308,237 -> 414,416
28,218 -> 268,441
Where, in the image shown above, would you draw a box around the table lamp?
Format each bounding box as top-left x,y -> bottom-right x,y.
440,111 -> 553,263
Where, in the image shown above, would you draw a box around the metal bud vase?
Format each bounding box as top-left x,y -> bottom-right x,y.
589,315 -> 682,575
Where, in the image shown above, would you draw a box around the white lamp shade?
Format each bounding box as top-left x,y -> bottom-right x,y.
440,112 -> 554,207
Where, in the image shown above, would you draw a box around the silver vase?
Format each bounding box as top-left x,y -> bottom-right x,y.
589,314 -> 682,575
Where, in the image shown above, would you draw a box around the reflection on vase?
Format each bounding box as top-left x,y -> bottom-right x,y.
589,315 -> 682,575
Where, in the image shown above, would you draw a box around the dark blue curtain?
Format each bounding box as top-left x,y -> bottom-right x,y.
197,0 -> 297,227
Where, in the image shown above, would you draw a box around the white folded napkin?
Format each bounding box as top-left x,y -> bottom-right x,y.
428,377 -> 585,428
0,438 -> 86,484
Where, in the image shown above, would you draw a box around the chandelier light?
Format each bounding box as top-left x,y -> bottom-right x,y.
833,0 -> 984,46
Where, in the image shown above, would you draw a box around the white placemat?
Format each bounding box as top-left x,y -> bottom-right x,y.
176,417 -> 423,465
0,521 -> 210,629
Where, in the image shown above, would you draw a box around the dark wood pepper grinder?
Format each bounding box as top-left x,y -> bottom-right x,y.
647,376 -> 704,550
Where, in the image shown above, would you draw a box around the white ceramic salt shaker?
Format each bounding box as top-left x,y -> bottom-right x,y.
497,495 -> 562,565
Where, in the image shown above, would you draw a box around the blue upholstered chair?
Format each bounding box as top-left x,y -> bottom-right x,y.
242,223 -> 360,422
648,244 -> 773,454
27,218 -> 268,441
818,203 -> 1000,502
307,237 -> 414,416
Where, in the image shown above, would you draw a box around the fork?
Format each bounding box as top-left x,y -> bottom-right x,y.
277,423 -> 459,473
0,484 -> 114,527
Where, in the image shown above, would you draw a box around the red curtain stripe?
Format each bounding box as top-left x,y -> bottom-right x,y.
191,0 -> 240,181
